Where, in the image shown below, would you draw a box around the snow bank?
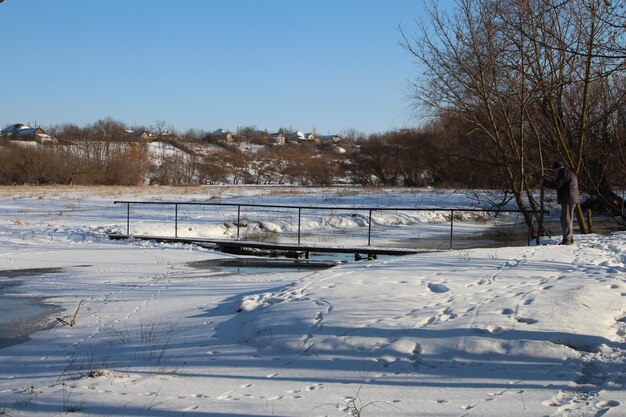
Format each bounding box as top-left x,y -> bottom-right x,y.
0,187 -> 623,417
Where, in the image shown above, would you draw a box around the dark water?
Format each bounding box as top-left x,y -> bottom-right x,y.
0,267 -> 64,278
187,258 -> 342,275
0,268 -> 64,349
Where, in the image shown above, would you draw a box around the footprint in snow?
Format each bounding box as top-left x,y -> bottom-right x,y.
596,400 -> 621,409
439,307 -> 457,321
516,317 -> 538,324
467,277 -> 492,287
427,282 -> 449,293
417,316 -> 436,328
375,355 -> 399,368
182,406 -> 199,411
485,325 -> 504,334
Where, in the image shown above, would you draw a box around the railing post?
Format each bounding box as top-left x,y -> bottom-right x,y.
535,211 -> 540,246
298,208 -> 302,244
450,209 -> 454,250
528,211 -> 533,246
368,209 -> 372,246
113,202 -> 545,252
237,205 -> 241,240
175,203 -> 178,238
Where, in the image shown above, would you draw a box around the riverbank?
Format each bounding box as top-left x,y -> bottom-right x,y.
0,187 -> 623,416
0,269 -> 66,349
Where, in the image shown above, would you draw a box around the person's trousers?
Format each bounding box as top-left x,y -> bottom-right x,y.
561,203 -> 576,244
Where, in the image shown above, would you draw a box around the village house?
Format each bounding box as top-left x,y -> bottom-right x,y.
126,129 -> 153,139
210,128 -> 234,142
0,123 -> 52,141
286,131 -> 306,143
268,132 -> 285,145
244,129 -> 270,141
319,134 -> 342,143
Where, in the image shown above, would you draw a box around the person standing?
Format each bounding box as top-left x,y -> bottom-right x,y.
541,161 -> 581,245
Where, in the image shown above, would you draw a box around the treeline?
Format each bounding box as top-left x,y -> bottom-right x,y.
0,118 -> 502,188
45,118 -> 207,143
0,141 -> 149,185
401,0 -> 626,227
1,115 -> 623,194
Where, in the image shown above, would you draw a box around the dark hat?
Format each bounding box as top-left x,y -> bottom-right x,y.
551,161 -> 564,169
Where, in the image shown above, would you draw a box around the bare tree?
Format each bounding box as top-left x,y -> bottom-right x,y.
350,134 -> 402,186
198,153 -> 230,184
87,117 -> 127,141
401,0 -> 626,232
519,0 -> 626,224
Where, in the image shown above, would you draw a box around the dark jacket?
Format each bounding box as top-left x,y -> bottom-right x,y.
544,167 -> 581,205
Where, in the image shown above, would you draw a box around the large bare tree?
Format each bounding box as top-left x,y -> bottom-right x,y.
402,0 -> 626,232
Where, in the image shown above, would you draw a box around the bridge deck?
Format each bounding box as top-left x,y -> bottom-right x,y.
107,233 -> 428,257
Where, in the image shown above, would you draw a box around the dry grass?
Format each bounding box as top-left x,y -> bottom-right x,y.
0,184 -> 364,200
105,318 -> 182,375
242,229 -> 281,243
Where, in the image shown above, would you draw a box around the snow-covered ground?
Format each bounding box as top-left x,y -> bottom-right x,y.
0,186 -> 624,417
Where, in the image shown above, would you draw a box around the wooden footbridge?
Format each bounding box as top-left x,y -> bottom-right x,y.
107,233 -> 424,260
107,200 -> 544,260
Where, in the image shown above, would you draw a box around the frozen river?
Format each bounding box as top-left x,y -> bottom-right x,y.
0,270 -> 64,349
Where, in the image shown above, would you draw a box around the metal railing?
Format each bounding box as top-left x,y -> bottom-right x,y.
113,200 -> 545,250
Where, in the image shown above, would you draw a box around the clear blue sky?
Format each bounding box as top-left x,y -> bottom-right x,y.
1,0 -> 431,135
